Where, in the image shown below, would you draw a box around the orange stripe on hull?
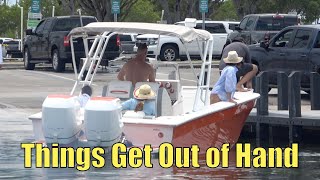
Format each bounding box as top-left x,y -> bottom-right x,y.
172,100 -> 255,154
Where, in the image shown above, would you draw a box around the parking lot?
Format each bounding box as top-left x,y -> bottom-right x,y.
0,60 -> 311,111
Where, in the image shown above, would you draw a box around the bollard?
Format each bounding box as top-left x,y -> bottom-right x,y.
289,124 -> 293,144
255,71 -> 269,116
256,122 -> 260,147
288,71 -> 301,118
310,72 -> 320,110
277,72 -> 288,110
252,76 -> 256,93
269,125 -> 273,146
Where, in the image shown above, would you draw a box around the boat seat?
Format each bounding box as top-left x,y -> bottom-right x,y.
135,82 -> 172,117
102,80 -> 133,101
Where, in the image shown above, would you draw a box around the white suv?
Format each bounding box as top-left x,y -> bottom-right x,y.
135,20 -> 239,61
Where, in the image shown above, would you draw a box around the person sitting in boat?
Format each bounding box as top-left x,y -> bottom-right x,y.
211,51 -> 243,104
77,85 -> 92,107
121,84 -> 156,116
117,43 -> 156,85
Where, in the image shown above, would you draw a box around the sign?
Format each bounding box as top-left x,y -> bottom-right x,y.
28,12 -> 42,19
199,0 -> 208,13
27,19 -> 40,29
31,0 -> 40,13
112,0 -> 120,14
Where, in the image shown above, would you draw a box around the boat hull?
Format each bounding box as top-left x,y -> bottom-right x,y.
122,99 -> 255,154
172,100 -> 255,154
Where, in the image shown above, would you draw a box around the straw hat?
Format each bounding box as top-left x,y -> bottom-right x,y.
133,84 -> 156,100
223,51 -> 243,64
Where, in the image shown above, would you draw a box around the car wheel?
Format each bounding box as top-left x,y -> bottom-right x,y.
160,45 -> 178,61
52,49 -> 65,72
24,48 -> 35,70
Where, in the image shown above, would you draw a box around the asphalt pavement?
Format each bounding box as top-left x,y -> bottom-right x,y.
0,59 -> 311,111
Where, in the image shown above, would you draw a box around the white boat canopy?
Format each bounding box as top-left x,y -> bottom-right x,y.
69,22 -> 214,111
68,22 -> 212,43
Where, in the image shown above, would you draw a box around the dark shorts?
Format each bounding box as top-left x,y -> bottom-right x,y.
219,63 -> 253,82
236,63 -> 253,79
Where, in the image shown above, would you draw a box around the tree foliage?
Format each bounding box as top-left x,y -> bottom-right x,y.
211,0 -> 238,21
0,5 -> 21,38
2,0 -> 320,38
124,0 -> 161,23
77,0 -> 139,22
151,0 -> 224,24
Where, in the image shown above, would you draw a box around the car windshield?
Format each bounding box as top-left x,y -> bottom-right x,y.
53,18 -> 97,31
256,16 -> 297,31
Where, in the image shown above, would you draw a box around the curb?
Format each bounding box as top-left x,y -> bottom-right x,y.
1,61 -> 24,70
0,60 -> 220,70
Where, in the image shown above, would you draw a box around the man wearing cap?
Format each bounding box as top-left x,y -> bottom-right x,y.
219,37 -> 258,92
117,44 -> 155,85
211,51 -> 243,104
121,84 -> 156,116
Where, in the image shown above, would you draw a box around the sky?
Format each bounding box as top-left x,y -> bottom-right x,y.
3,0 -> 17,6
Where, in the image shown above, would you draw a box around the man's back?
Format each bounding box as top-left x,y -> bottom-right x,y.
118,58 -> 155,85
219,42 -> 251,70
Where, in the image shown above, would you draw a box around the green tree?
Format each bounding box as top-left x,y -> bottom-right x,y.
0,5 -> 20,38
211,0 -> 239,21
124,0 -> 161,22
77,0 -> 139,22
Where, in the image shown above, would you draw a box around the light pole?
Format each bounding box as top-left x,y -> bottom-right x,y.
20,7 -> 23,51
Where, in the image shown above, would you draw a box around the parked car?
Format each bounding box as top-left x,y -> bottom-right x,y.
249,25 -> 320,90
2,39 -> 23,58
118,33 -> 138,59
0,38 -> 14,58
24,15 -> 122,72
135,19 -> 239,61
228,13 -> 300,45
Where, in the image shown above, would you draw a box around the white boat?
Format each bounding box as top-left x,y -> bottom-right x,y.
28,22 -> 260,154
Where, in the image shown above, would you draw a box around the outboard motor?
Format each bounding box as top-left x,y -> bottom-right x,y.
42,95 -> 82,145
84,97 -> 123,147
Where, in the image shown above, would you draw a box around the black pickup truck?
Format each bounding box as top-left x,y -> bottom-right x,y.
228,14 -> 300,45
249,25 -> 320,90
24,16 -> 120,72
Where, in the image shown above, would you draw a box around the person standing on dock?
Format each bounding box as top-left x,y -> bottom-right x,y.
219,37 -> 258,92
117,43 -> 155,85
211,51 -> 243,104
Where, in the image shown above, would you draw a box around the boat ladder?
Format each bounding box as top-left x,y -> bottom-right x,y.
193,39 -> 214,111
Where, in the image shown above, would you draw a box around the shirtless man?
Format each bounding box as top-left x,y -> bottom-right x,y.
117,43 -> 155,85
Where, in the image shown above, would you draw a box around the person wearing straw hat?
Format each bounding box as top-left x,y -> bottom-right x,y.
211,51 -> 243,104
121,84 -> 156,116
219,37 -> 258,92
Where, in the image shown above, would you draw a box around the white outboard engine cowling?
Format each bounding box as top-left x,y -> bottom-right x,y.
84,97 -> 123,147
42,95 -> 82,145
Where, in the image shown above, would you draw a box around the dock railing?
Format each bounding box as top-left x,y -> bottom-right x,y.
248,71 -> 320,145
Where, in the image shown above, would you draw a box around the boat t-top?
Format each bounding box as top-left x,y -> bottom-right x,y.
28,20 -> 260,154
